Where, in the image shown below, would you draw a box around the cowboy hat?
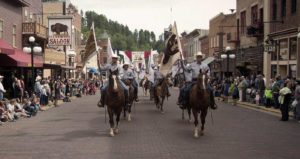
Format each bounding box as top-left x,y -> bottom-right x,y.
153,66 -> 158,70
0,75 -> 3,79
111,54 -> 119,58
195,51 -> 205,58
35,76 -> 42,81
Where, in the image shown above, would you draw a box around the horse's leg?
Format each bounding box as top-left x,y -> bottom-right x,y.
192,108 -> 199,138
188,106 -> 192,123
114,110 -> 121,134
108,108 -> 115,137
161,97 -> 165,114
128,102 -> 132,121
200,108 -> 208,136
123,105 -> 126,119
182,109 -> 185,120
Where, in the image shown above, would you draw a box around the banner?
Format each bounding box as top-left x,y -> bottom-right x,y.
82,22 -> 98,66
159,22 -> 183,76
48,16 -> 72,46
107,38 -> 115,64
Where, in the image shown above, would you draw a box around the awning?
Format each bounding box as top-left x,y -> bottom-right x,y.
61,65 -> 76,70
202,57 -> 215,65
0,39 -> 15,55
43,63 -> 61,69
0,49 -> 43,67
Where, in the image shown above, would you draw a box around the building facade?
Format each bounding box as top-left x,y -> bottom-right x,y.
236,0 -> 265,77
267,0 -> 300,79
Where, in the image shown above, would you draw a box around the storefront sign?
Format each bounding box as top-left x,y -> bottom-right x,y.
48,16 -> 72,46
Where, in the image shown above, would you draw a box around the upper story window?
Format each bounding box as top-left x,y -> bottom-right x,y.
0,20 -> 3,39
272,0 -> 278,20
281,0 -> 286,17
251,5 -> 258,25
12,25 -> 16,47
291,0 -> 297,14
240,11 -> 246,35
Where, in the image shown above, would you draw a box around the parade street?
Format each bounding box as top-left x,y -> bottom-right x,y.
0,88 -> 299,159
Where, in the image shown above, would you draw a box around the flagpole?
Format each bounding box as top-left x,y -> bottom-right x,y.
174,22 -> 186,82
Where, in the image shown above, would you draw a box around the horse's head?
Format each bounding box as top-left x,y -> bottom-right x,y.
109,69 -> 119,91
197,69 -> 209,90
164,74 -> 174,87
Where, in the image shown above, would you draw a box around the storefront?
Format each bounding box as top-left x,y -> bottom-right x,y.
269,28 -> 298,79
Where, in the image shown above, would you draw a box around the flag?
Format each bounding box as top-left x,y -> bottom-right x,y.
148,50 -> 156,83
119,51 -> 132,65
82,22 -> 98,67
159,22 -> 183,76
107,38 -> 114,64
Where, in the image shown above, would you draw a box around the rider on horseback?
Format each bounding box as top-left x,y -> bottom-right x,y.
153,65 -> 171,97
98,54 -> 129,107
121,62 -> 139,102
177,52 -> 217,110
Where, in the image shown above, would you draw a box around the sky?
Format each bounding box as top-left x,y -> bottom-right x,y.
71,0 -> 236,36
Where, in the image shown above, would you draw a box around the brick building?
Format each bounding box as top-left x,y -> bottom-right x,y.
236,0 -> 265,77
266,0 -> 300,79
209,12 -> 238,79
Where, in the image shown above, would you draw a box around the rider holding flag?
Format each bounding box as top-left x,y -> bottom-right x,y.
177,52 -> 217,110
98,54 -> 129,107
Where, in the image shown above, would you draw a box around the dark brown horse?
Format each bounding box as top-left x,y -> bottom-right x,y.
189,70 -> 210,138
105,69 -> 125,137
154,75 -> 173,113
123,79 -> 135,121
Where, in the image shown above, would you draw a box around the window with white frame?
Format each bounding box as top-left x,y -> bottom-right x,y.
0,20 -> 3,39
12,25 -> 16,47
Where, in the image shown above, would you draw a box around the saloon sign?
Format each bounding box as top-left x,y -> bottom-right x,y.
48,16 -> 72,46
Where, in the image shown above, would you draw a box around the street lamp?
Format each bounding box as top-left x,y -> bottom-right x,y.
221,46 -> 235,78
23,36 -> 42,92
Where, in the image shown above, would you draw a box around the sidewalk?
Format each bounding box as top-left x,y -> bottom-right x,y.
216,97 -> 294,117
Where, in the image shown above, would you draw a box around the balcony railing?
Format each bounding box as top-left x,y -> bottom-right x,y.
22,22 -> 48,39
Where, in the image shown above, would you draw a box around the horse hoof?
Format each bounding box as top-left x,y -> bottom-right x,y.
189,119 -> 193,123
110,129 -> 115,137
200,131 -> 204,136
114,128 -> 119,134
128,114 -> 132,121
194,134 -> 199,138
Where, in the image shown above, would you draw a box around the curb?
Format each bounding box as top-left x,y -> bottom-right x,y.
216,97 -> 294,117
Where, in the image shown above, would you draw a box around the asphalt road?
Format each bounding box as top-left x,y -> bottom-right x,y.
0,88 -> 299,159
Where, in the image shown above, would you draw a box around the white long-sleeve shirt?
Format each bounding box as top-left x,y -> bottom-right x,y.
0,81 -> 6,93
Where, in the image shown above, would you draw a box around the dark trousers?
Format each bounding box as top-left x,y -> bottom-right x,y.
273,93 -> 279,108
280,104 -> 289,121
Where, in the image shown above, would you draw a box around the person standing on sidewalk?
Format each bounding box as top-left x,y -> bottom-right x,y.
279,81 -> 292,121
257,75 -> 266,106
0,75 -> 6,101
238,76 -> 247,102
294,80 -> 300,123
272,76 -> 281,109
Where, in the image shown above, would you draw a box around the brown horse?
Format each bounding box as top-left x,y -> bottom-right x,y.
105,69 -> 125,137
189,70 -> 210,138
154,75 -> 173,113
123,79 -> 135,121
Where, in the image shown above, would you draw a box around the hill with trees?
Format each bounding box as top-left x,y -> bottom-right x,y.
81,11 -> 164,52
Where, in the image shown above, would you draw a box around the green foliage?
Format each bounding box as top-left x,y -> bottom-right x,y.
82,11 -> 164,51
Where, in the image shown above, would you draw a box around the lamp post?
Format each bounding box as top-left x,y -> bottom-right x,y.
23,36 -> 42,92
221,46 -> 235,78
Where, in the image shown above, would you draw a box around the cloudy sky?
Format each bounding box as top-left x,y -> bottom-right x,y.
71,0 -> 236,36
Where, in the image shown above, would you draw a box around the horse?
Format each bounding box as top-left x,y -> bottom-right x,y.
154,75 -> 173,113
189,70 -> 210,138
105,69 -> 125,137
123,79 -> 135,121
140,77 -> 150,96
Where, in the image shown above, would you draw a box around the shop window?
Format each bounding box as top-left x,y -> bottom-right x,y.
271,65 -> 277,78
279,39 -> 288,60
271,50 -> 278,61
289,37 -> 297,60
289,65 -> 296,78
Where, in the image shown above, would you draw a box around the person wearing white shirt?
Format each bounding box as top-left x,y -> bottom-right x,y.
0,75 -> 6,101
